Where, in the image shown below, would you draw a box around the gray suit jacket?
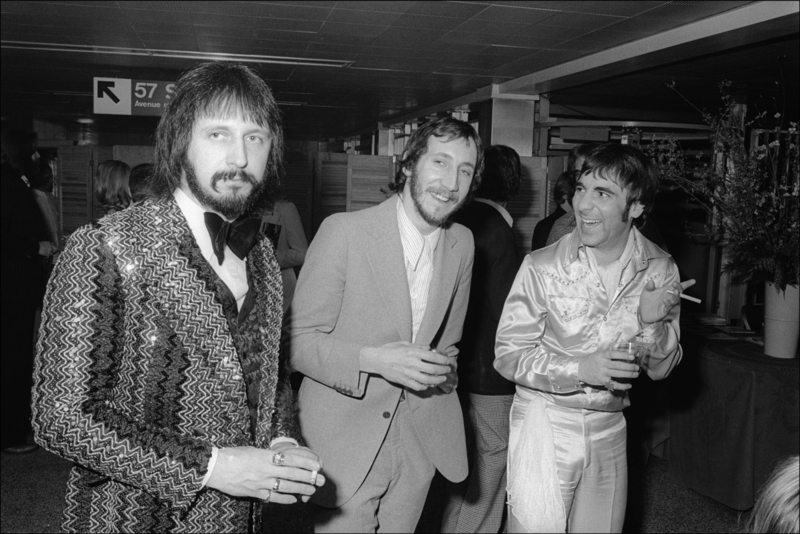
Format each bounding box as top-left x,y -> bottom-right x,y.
289,196 -> 473,507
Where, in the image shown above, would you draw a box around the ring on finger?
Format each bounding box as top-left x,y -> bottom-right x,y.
272,452 -> 285,466
273,479 -> 281,492
262,489 -> 271,503
605,380 -> 614,391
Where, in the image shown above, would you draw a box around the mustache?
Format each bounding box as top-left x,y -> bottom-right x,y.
211,169 -> 257,191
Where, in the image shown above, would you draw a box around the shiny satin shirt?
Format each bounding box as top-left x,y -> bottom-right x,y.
494,227 -> 683,412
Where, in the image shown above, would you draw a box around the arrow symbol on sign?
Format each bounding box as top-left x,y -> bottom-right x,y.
97,81 -> 120,104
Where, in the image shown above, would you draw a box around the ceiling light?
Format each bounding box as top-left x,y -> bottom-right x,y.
1,41 -> 353,68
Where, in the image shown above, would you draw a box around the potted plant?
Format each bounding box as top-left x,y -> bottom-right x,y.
647,81 -> 799,357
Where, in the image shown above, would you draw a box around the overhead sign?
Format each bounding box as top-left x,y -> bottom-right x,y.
93,78 -> 176,116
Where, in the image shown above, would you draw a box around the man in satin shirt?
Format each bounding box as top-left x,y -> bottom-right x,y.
494,144 -> 694,533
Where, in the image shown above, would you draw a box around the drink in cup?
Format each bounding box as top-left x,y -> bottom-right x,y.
611,342 -> 650,383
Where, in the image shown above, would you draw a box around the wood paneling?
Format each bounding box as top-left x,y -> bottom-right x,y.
314,152 -> 348,233
58,146 -> 92,239
347,155 -> 393,213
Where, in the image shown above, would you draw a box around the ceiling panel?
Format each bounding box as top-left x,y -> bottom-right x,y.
1,0 -> 794,142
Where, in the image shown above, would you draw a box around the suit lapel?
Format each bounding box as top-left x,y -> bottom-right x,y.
415,227 -> 459,347
365,199 -> 413,342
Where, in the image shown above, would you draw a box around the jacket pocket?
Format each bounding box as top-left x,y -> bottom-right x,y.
549,296 -> 590,323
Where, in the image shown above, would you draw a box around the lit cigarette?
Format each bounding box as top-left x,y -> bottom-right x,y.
667,290 -> 702,304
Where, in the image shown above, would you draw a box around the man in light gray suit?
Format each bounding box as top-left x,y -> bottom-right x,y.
289,117 -> 483,533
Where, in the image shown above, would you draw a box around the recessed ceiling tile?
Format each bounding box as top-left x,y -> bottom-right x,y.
392,13 -> 464,31
140,40 -> 199,52
254,39 -> 313,52
319,22 -> 388,38
137,32 -> 198,46
188,1 -> 260,17
48,3 -> 123,19
313,32 -> 378,46
507,24 -> 578,42
539,12 -> 621,30
258,3 -> 332,21
193,13 -> 256,28
1,2 -> 59,15
473,5 -> 558,24
130,22 -> 194,34
603,17 -> 681,34
327,8 -> 403,25
646,2 -> 752,22
122,8 -> 194,25
369,27 -> 443,47
333,1 -> 416,13
116,1 -> 194,11
549,39 -> 606,53
454,19 -> 532,35
570,30 -> 640,48
499,1 -> 666,17
406,1 -> 488,19
253,28 -> 320,42
250,17 -> 322,33
437,32 -> 506,46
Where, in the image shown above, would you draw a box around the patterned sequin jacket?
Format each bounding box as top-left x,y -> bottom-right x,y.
32,196 -> 299,533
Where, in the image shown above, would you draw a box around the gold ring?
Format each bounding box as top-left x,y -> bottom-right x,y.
272,452 -> 285,466
263,489 -> 271,503
273,479 -> 281,492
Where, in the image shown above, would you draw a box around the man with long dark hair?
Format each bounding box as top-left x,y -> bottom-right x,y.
32,62 -> 324,533
289,116 -> 482,532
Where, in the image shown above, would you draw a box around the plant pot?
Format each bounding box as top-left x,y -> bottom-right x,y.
763,283 -> 799,358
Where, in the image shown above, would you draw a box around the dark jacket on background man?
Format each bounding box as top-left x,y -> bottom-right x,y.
452,200 -> 517,395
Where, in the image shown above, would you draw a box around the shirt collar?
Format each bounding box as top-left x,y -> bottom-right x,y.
396,195 -> 440,271
475,198 -> 513,227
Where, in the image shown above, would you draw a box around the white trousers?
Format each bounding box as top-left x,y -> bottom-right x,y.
508,395 -> 628,533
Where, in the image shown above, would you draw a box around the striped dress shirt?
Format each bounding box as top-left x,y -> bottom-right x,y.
396,196 -> 440,342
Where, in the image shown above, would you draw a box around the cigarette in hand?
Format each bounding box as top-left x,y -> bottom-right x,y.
667,289 -> 702,304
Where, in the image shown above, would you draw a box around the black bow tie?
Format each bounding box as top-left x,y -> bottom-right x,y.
203,212 -> 262,265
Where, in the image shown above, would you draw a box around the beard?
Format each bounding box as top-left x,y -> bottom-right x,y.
408,167 -> 467,227
183,155 -> 267,220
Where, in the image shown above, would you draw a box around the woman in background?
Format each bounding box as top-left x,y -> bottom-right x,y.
261,200 -> 308,314
95,159 -> 131,216
747,455 -> 799,533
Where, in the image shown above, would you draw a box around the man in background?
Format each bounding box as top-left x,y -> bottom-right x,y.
531,170 -> 573,251
442,144 -> 522,533
289,117 -> 481,532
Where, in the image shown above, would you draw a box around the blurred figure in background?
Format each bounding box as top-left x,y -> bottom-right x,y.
95,159 -> 132,216
261,199 -> 308,315
747,455 -> 799,534
29,156 -> 60,253
1,128 -> 53,454
129,162 -> 154,204
531,170 -> 574,252
442,145 -> 521,533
